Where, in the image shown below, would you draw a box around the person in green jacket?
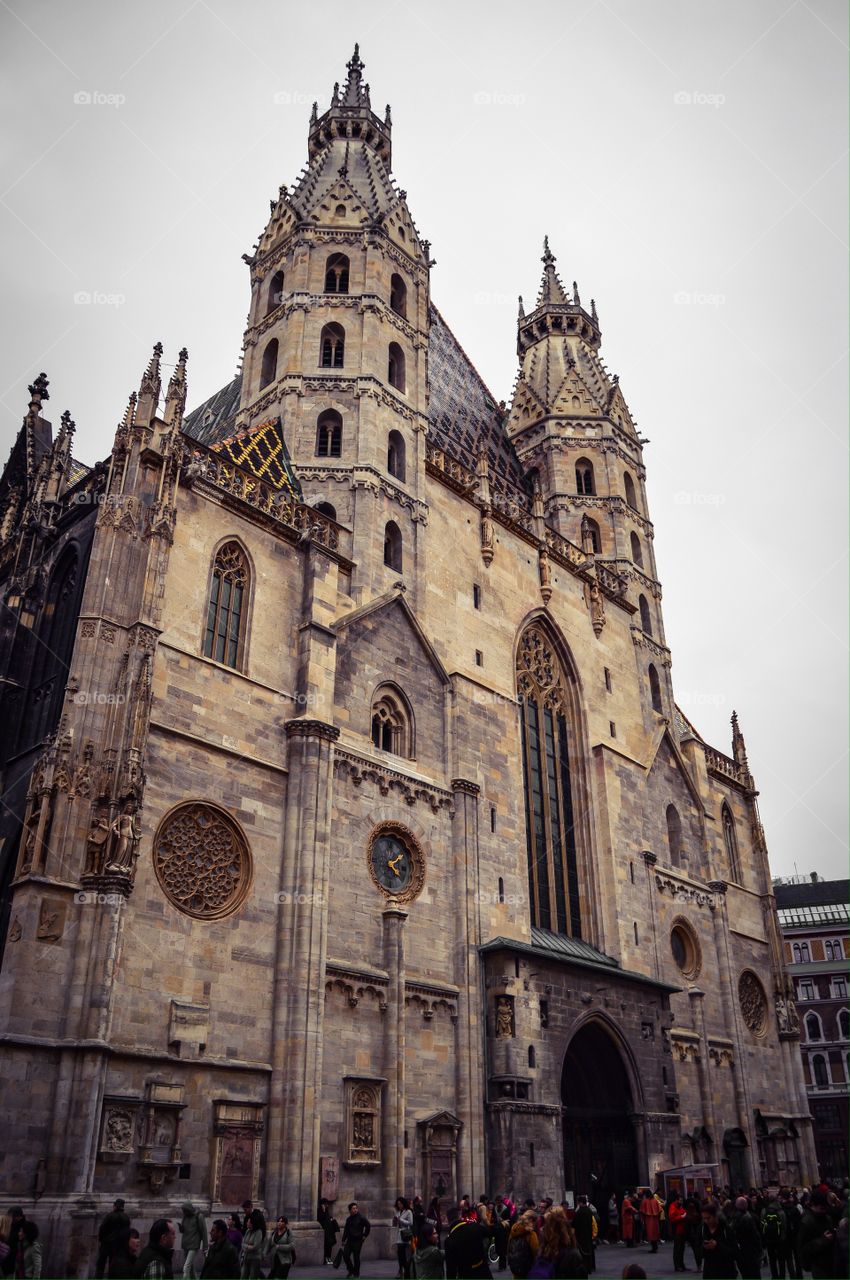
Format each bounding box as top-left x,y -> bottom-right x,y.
413,1224 -> 445,1278
265,1216 -> 295,1279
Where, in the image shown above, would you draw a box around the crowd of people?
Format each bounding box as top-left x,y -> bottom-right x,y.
0,1179 -> 846,1279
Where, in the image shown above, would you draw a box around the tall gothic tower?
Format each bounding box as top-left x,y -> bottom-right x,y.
236,46 -> 430,604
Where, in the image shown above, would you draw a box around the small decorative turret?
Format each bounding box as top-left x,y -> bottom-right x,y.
163,348 -> 189,430
731,710 -> 750,772
136,342 -> 163,427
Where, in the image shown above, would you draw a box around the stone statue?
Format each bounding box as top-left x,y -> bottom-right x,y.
589,581 -> 605,635
775,993 -> 789,1033
106,803 -> 140,873
495,996 -> 514,1038
85,813 -> 110,875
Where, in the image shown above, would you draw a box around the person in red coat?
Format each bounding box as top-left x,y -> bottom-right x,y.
668,1194 -> 688,1272
640,1189 -> 661,1253
621,1192 -> 637,1248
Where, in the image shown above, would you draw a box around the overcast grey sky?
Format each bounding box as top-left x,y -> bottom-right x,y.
1,0 -> 847,879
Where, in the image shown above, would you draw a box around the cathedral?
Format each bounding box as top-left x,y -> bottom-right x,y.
0,46 -> 816,1271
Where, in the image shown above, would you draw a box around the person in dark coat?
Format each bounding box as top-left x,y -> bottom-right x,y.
572,1198 -> 595,1276
341,1202 -> 370,1278
200,1221 -> 239,1280
700,1202 -> 738,1280
107,1228 -> 141,1279
413,1224 -> 445,1279
136,1220 -> 177,1280
318,1200 -> 339,1265
799,1192 -> 838,1279
443,1206 -> 491,1280
733,1196 -> 762,1279
95,1200 -> 130,1279
2,1211 -> 25,1280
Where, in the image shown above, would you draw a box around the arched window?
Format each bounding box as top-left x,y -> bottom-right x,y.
324,253 -> 349,293
27,547 -> 83,744
315,501 -> 337,521
203,541 -> 249,669
812,1054 -> 829,1088
666,804 -> 683,867
517,624 -> 583,938
387,430 -> 406,482
630,531 -> 644,567
388,342 -> 406,392
316,409 -> 342,457
639,594 -> 653,636
624,471 -> 637,509
370,685 -> 412,757
648,663 -> 662,714
838,1009 -> 850,1040
528,1045 -> 536,1069
801,942 -> 811,963
266,270 -> 285,315
793,943 -> 802,964
805,1012 -> 823,1042
583,517 -> 601,554
575,459 -> 595,495
390,273 -> 407,318
320,323 -> 345,368
383,520 -> 402,572
260,338 -> 278,389
723,805 -> 741,883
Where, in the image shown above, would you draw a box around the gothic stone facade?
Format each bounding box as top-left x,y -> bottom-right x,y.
0,47 -> 816,1273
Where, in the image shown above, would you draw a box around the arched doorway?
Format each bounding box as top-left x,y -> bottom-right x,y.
562,1021 -> 640,1202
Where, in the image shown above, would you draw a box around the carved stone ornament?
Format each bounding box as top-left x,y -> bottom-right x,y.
495,995 -> 515,1038
153,801 -> 252,919
101,1106 -> 136,1154
739,970 -> 768,1036
9,916 -> 22,942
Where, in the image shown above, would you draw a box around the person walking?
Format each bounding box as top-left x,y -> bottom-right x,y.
225,1217 -> 243,1255
318,1200 -> 339,1265
761,1196 -> 788,1280
529,1208 -> 587,1278
20,1224 -> 41,1280
199,1221 -> 239,1280
700,1202 -> 737,1280
265,1216 -> 294,1279
507,1210 -> 539,1279
179,1203 -> 208,1279
799,1191 -> 838,1279
137,1220 -> 177,1280
393,1198 -> 414,1279
95,1199 -> 130,1279
412,1224 -> 445,1278
239,1211 -> 266,1280
639,1190 -> 660,1255
573,1198 -> 595,1276
732,1196 -> 762,1279
620,1194 -> 636,1250
684,1198 -> 703,1272
781,1193 -> 802,1280
606,1195 -> 619,1245
426,1199 -> 443,1246
108,1228 -> 142,1279
341,1203 -> 370,1279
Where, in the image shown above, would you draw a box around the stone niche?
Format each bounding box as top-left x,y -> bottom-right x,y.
211,1101 -> 265,1207
99,1097 -> 142,1161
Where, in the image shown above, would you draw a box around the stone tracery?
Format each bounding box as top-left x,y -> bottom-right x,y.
153,802 -> 252,919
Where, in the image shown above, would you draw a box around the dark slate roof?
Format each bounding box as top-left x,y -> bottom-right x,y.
428,304 -> 531,497
182,375 -> 243,445
674,703 -> 703,743
774,879 -> 850,909
480,927 -> 680,992
530,925 -> 620,968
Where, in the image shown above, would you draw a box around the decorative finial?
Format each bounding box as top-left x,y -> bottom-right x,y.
591,298 -> 598,324
28,373 -> 50,406
542,235 -> 554,265
59,409 -> 75,437
572,281 -> 580,305
310,101 -> 318,125
385,103 -> 392,125
518,295 -> 525,318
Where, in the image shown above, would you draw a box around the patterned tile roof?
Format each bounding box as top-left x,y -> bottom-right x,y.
182,375 -> 243,445
211,417 -> 300,496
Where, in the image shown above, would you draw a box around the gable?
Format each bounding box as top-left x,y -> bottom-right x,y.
642,731 -> 707,877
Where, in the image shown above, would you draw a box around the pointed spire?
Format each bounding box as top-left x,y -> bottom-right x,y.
340,43 -> 370,108
384,103 -> 392,126
164,348 -> 189,429
536,237 -> 569,306
731,710 -> 749,771
572,280 -> 581,305
136,341 -> 163,426
591,298 -> 598,325
518,295 -> 525,319
26,372 -> 50,421
331,81 -> 340,108
310,101 -> 318,126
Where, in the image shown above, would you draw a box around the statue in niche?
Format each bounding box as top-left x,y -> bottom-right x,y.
85,812 -> 110,875
105,802 -> 140,873
495,996 -> 514,1038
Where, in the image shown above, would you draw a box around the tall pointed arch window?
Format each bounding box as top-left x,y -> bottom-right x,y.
370,685 -> 413,758
320,323 -> 345,368
575,459 -> 595,495
324,253 -> 350,293
316,409 -> 342,457
666,803 -> 683,867
517,625 -> 582,938
260,338 -> 278,389
203,541 -> 249,669
266,270 -> 285,315
723,804 -> 741,883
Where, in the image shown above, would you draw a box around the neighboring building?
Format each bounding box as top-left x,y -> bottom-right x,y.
775,875 -> 850,1179
0,46 -> 816,1271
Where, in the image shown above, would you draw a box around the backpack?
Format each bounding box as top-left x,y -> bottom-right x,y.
763,1210 -> 784,1243
527,1256 -> 555,1279
507,1232 -> 536,1278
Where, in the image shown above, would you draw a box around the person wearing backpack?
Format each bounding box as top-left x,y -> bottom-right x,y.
781,1194 -> 802,1280
507,1211 -> 540,1279
732,1196 -> 762,1279
528,1209 -> 586,1279
762,1196 -> 788,1279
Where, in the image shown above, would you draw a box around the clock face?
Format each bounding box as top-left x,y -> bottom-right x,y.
370,834 -> 413,894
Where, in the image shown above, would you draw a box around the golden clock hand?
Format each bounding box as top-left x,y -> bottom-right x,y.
388,853 -> 403,876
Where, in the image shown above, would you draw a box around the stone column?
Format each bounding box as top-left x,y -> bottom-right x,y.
382,902 -> 408,1203
707,881 -> 755,1184
267,718 -> 338,1232
451,779 -> 485,1198
688,987 -> 717,1145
